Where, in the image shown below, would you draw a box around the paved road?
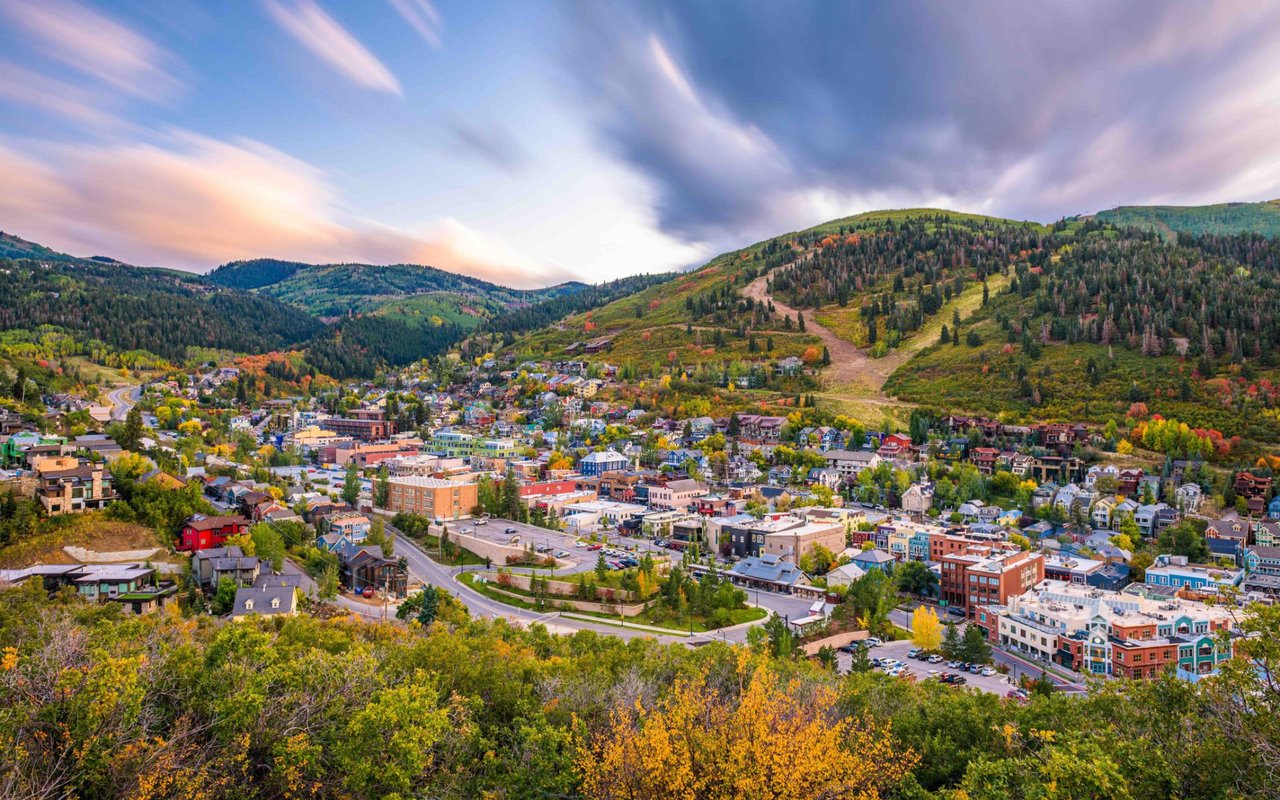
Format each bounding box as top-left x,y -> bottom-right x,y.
389,521 -> 690,642
107,384 -> 141,421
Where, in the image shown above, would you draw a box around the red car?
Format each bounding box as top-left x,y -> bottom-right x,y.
362,587 -> 375,599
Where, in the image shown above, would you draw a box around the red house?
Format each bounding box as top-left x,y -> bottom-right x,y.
179,514 -> 250,552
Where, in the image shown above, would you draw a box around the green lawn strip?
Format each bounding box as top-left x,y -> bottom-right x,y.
408,534 -> 487,566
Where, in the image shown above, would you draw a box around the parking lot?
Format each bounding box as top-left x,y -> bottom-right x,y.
444,518 -> 589,570
836,637 -> 1020,696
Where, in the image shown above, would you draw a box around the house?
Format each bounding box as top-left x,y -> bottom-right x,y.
1176,483 -> 1203,513
851,548 -> 895,574
337,543 -> 407,596
33,457 -> 116,516
1205,519 -> 1250,558
1234,472 -> 1273,515
578,449 -> 629,477
1268,495 -> 1280,520
232,586 -> 298,619
1133,503 -> 1170,537
179,514 -> 250,552
901,483 -> 933,518
825,561 -> 868,589
192,545 -> 257,587
970,447 -> 1000,475
823,450 -> 882,481
1242,545 -> 1280,577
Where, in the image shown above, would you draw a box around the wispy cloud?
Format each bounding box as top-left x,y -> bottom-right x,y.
0,0 -> 181,101
567,0 -> 1280,243
388,0 -> 443,48
265,0 -> 402,95
0,132 -> 572,287
0,61 -> 124,128
447,121 -> 529,172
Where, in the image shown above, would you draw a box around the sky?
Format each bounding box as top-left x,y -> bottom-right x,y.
1,1 -> 1279,288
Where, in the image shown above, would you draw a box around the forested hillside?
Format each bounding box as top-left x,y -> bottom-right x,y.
2,586 -> 1277,800
0,256 -> 322,363
1092,200 -> 1280,241
208,258 -> 585,317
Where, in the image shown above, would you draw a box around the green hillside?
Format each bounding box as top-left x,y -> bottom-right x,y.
501,207 -> 1280,441
1091,200 -> 1280,241
208,258 -> 585,318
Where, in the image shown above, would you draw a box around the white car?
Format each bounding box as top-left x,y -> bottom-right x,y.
981,667 -> 996,677
574,541 -> 588,548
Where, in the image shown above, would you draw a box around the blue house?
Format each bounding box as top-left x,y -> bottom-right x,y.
1268,496 -> 1280,520
1145,554 -> 1243,592
578,449 -> 629,477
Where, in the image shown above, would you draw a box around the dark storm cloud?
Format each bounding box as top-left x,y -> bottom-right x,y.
566,0 -> 1280,241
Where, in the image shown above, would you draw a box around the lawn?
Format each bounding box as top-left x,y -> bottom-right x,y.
408,533 -> 487,567
0,514 -> 167,569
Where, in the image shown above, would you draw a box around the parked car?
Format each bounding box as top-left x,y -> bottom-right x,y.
554,550 -> 570,558
865,637 -> 883,647
928,655 -> 943,664
907,648 -> 922,659
980,667 -> 996,677
504,527 -> 518,535
951,675 -> 968,686
946,661 -> 961,669
968,664 -> 984,674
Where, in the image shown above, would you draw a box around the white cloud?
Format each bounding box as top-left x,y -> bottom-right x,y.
388,0 -> 443,48
0,132 -> 577,287
0,0 -> 181,101
265,0 -> 402,95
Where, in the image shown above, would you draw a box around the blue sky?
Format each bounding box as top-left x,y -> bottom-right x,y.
2,0 -> 1279,287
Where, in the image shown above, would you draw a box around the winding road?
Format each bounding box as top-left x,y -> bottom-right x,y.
107,384 -> 141,422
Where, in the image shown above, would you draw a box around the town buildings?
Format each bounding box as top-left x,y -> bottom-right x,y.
978,580 -> 1237,678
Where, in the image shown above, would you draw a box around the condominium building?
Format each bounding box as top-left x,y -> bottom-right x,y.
761,521 -> 846,564
939,546 -> 1043,618
386,476 -> 478,520
978,579 -> 1237,678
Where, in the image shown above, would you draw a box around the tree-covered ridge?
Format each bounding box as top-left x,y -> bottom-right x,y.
208,258 -> 586,317
0,256 -> 323,363
1011,228 -> 1280,368
768,216 -> 1048,344
2,586 -> 1278,800
1092,199 -> 1280,241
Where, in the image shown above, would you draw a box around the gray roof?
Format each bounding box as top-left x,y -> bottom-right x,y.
231,586 -> 297,617
731,554 -> 806,586
852,549 -> 894,565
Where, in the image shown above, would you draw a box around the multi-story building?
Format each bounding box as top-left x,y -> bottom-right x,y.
648,478 -> 708,510
386,476 -> 478,520
761,521 -> 846,564
326,415 -> 396,442
1145,554 -> 1244,594
940,546 -> 1043,618
34,456 -> 116,516
979,580 -> 1237,678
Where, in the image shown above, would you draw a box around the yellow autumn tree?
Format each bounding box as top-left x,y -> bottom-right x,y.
911,606 -> 942,651
577,665 -> 916,800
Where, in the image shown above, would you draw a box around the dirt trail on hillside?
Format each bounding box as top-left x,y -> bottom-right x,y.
742,274 -> 896,393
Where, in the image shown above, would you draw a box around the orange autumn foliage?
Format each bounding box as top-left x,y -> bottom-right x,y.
801,346 -> 822,365
577,666 -> 916,800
